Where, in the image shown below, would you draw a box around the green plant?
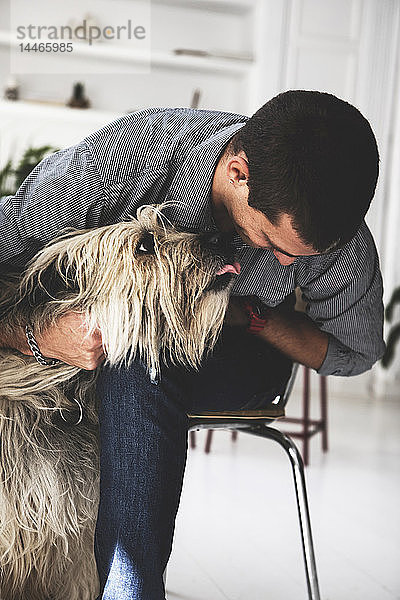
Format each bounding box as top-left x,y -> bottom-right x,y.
0,145 -> 58,197
0,160 -> 15,197
381,287 -> 400,368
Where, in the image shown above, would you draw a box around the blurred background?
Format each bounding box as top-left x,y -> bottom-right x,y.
0,1 -> 399,597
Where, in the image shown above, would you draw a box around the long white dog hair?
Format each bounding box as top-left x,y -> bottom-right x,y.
0,203 -> 239,599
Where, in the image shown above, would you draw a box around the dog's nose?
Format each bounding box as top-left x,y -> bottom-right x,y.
206,232 -> 222,246
203,231 -> 233,247
202,231 -> 234,260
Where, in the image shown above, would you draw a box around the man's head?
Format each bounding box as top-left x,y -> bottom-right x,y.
221,90 -> 379,258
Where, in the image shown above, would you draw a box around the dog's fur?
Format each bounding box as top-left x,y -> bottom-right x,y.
0,204 -> 236,599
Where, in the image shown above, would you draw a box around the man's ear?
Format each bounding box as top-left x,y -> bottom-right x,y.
227,153 -> 249,185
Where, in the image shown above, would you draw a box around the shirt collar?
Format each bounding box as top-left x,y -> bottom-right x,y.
164,121 -> 246,232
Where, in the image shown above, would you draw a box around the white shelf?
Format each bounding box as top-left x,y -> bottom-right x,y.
0,98 -> 120,123
0,99 -> 121,161
0,30 -> 251,76
152,50 -> 251,74
151,0 -> 254,15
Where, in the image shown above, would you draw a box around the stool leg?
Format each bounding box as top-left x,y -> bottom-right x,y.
205,429 -> 214,453
244,425 -> 321,600
320,376 -> 328,452
303,367 -> 310,466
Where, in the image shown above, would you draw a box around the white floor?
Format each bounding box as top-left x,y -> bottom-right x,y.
166,371 -> 400,600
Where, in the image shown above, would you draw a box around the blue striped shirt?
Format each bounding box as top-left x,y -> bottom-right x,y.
0,107 -> 385,376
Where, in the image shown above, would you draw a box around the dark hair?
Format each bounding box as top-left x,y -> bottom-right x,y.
229,90 -> 379,252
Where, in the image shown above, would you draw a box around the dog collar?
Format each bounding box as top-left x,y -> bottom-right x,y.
243,301 -> 269,334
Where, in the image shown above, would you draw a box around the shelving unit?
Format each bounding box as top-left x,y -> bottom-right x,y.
0,0 -> 289,115
0,30 -> 250,76
0,0 -> 290,147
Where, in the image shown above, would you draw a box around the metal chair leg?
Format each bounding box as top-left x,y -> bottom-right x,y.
205,429 -> 213,453
320,376 -> 328,452
302,366 -> 311,466
189,430 -> 196,449
244,425 -> 321,600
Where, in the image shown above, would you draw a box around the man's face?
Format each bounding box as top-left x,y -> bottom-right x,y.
228,200 -> 319,266
213,150 -> 321,264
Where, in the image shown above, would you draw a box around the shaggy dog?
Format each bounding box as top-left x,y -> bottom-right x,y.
0,204 -> 240,600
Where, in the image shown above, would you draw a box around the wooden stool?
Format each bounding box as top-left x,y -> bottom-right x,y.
280,367 -> 328,466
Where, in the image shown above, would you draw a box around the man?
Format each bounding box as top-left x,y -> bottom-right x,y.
0,90 -> 384,598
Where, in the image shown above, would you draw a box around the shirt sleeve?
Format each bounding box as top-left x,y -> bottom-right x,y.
299,222 -> 385,376
0,142 -> 105,269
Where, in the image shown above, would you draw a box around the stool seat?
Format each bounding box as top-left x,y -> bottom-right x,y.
187,406 -> 285,427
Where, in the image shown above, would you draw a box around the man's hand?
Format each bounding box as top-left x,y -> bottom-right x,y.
224,295 -> 329,371
21,312 -> 105,370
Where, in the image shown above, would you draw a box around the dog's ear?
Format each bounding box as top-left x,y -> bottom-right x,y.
137,232 -> 155,254
23,256 -> 79,308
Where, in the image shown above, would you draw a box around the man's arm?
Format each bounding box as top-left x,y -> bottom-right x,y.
0,143 -> 105,267
0,314 -> 105,370
255,305 -> 329,369
0,273 -> 104,369
225,296 -> 328,369
226,222 -> 385,376
302,223 -> 385,376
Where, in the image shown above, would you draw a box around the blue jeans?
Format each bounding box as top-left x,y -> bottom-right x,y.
94,327 -> 292,599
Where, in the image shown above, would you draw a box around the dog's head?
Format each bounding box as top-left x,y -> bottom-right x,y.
17,204 -> 240,375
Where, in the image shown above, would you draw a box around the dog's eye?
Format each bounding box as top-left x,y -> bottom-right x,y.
137,233 -> 155,254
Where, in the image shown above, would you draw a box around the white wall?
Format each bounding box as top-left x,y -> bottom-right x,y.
274,0 -> 400,393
